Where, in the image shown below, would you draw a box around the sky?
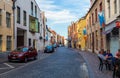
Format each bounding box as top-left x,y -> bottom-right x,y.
35,0 -> 90,38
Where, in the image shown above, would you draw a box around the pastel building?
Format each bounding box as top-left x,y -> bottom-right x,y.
104,0 -> 120,55
77,17 -> 86,50
14,0 -> 44,51
0,0 -> 14,52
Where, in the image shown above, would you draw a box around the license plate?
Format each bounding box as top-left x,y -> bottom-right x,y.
12,57 -> 16,59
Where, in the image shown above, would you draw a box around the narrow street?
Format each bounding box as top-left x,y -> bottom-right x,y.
0,47 -> 89,78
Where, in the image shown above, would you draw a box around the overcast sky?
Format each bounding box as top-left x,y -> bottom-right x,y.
35,0 -> 90,38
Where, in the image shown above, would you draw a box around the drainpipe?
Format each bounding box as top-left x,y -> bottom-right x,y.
12,0 -> 17,49
12,0 -> 16,38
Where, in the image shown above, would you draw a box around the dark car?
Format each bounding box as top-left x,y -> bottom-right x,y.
8,47 -> 38,62
44,45 -> 54,53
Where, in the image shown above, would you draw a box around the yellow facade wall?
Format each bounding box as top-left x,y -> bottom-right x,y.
0,1 -> 14,52
77,18 -> 86,50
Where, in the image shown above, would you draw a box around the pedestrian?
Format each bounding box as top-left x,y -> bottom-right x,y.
98,51 -> 106,60
115,49 -> 120,59
106,50 -> 114,70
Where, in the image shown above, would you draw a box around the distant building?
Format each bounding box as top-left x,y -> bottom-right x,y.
77,17 -> 86,50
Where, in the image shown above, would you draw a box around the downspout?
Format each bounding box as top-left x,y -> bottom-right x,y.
12,0 -> 16,49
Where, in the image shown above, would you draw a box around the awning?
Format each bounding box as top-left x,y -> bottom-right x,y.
103,21 -> 116,34
103,28 -> 113,34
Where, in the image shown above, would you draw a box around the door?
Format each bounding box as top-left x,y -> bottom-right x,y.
17,36 -> 24,47
92,33 -> 94,53
110,37 -> 119,56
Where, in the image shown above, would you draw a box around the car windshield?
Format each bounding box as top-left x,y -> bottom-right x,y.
14,47 -> 28,52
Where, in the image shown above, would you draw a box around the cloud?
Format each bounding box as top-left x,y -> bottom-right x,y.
35,0 -> 90,37
45,10 -> 77,24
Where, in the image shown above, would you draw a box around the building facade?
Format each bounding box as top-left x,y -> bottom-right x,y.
0,0 -> 14,52
77,17 -> 86,50
14,0 -> 44,51
104,0 -> 120,56
86,0 -> 106,53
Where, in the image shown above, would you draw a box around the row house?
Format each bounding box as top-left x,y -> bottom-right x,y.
61,36 -> 65,45
45,25 -> 52,46
40,11 -> 47,48
13,0 -> 45,51
68,0 -> 120,55
104,0 -> 120,56
0,0 -> 14,52
86,0 -> 106,53
57,34 -> 61,44
77,17 -> 86,50
87,0 -> 120,55
50,30 -> 57,45
68,26 -> 71,47
68,22 -> 78,48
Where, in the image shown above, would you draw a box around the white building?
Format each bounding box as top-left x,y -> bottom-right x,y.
14,0 -> 44,51
104,0 -> 120,55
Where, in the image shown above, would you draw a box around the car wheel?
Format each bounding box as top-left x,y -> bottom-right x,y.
34,56 -> 37,60
8,59 -> 11,62
24,57 -> 28,63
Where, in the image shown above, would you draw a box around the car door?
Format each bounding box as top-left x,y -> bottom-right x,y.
28,47 -> 33,58
32,48 -> 37,57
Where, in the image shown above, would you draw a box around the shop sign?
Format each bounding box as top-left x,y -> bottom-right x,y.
116,21 -> 120,28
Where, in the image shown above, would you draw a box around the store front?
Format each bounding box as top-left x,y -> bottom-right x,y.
105,21 -> 119,56
17,28 -> 27,47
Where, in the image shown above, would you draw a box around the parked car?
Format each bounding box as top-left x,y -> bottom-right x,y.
44,45 -> 54,53
53,43 -> 57,48
8,46 -> 38,62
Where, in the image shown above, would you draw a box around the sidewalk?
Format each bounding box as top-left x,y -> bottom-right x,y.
74,49 -> 113,78
0,52 -> 9,63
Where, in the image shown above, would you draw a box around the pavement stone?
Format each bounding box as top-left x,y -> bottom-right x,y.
74,49 -> 113,78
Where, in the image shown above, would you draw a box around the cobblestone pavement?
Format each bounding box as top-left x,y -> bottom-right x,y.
0,50 -> 52,75
73,49 -> 113,78
0,47 -> 89,78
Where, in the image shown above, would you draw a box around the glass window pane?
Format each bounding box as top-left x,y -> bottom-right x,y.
6,36 -> 11,51
0,9 -> 2,26
0,35 -> 2,51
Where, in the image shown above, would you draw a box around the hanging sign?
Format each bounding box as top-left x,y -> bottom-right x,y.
116,21 -> 120,28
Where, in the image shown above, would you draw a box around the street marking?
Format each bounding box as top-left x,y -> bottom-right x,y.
4,63 -> 15,68
0,67 -> 10,70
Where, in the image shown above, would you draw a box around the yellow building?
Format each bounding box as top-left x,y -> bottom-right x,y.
77,17 -> 86,50
0,0 -> 14,52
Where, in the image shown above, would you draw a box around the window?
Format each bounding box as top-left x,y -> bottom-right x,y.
6,36 -> 11,51
100,2 -> 102,12
38,22 -> 40,33
96,31 -> 98,50
29,38 -> 31,46
89,17 -> 91,26
35,6 -> 37,17
17,6 -> 20,23
23,11 -> 27,26
100,29 -> 103,49
108,0 -> 110,18
31,2 -> 33,15
95,8 -> 97,22
0,9 -> 2,26
6,12 -> 11,28
92,13 -> 94,24
0,35 -> 2,51
114,0 -> 117,14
